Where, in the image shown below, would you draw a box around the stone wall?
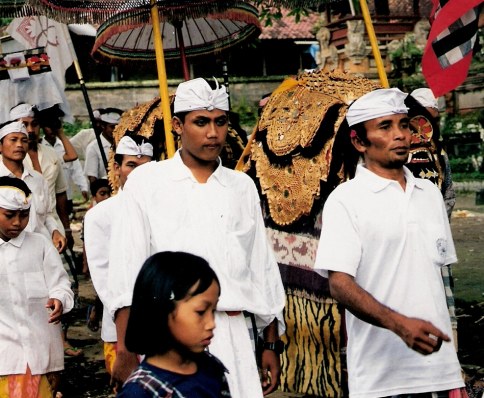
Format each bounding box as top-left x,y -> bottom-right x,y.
65,78 -> 284,121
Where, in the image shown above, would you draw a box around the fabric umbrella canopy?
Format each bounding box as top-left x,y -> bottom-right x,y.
91,2 -> 261,81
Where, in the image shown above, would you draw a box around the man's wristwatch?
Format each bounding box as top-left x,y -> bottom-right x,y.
262,340 -> 284,354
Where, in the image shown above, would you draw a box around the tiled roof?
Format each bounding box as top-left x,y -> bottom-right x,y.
259,9 -> 322,40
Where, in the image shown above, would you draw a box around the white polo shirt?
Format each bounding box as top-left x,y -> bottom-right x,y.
314,165 -> 464,398
84,135 -> 111,179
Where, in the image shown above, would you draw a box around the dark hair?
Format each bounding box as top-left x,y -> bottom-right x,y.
125,251 -> 220,357
38,104 -> 64,130
0,176 -> 31,197
113,135 -> 153,165
89,178 -> 110,196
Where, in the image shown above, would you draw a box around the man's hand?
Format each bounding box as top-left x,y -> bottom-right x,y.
260,349 -> 281,395
394,315 -> 450,355
52,230 -> 67,253
111,349 -> 138,391
46,298 -> 63,324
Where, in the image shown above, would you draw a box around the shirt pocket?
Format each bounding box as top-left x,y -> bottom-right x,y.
24,271 -> 49,300
421,222 -> 448,267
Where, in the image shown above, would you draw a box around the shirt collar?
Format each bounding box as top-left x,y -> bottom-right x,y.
0,159 -> 33,179
355,164 -> 425,192
169,150 -> 228,186
0,230 -> 26,247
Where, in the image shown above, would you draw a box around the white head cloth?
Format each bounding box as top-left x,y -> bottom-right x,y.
93,109 -> 101,120
346,88 -> 409,127
410,88 -> 439,110
116,136 -> 153,158
100,112 -> 121,125
174,78 -> 229,113
0,185 -> 32,210
0,120 -> 28,141
9,103 -> 35,120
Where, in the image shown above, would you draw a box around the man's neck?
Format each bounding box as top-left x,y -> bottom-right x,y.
179,151 -> 218,183
43,135 -> 56,146
2,158 -> 24,178
364,163 -> 407,190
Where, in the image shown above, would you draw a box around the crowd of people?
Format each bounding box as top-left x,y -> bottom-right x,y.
0,77 -> 467,398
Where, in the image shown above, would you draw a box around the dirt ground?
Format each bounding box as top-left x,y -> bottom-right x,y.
57,192 -> 484,398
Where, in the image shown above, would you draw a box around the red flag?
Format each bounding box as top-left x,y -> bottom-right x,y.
422,0 -> 481,97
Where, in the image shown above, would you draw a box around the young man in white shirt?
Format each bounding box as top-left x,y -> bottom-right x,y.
314,88 -> 465,398
108,78 -> 286,398
84,135 -> 153,376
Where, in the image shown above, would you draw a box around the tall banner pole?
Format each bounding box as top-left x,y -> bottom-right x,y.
359,0 -> 389,88
60,25 -> 109,172
150,0 -> 176,158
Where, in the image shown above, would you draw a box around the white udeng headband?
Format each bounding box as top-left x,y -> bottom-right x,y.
0,120 -> 28,141
100,112 -> 121,125
9,103 -> 35,120
346,88 -> 409,127
174,77 -> 229,113
116,136 -> 153,158
0,186 -> 32,210
410,88 -> 439,110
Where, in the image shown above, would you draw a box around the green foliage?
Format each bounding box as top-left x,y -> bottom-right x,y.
442,111 -> 484,137
449,157 -> 476,173
251,2 -> 309,26
452,172 -> 484,182
231,97 -> 258,130
63,120 -> 91,137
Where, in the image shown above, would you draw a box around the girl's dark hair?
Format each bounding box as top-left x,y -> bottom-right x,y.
0,176 -> 32,197
125,251 -> 220,357
89,178 -> 110,196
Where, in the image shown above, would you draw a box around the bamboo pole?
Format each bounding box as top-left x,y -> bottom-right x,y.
359,0 -> 389,88
150,0 -> 176,158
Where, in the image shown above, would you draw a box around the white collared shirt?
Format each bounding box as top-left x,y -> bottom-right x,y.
0,160 -> 59,239
84,192 -> 123,342
0,231 -> 73,375
314,164 -> 463,398
42,137 -> 88,199
84,135 -> 111,179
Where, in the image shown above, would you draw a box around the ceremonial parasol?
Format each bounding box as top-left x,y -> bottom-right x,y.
91,2 -> 261,82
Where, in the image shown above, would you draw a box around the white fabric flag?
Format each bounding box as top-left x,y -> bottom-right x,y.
7,16 -> 73,90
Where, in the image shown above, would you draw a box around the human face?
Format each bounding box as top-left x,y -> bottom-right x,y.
94,187 -> 111,203
0,133 -> 28,162
356,114 -> 411,172
173,109 -> 228,168
114,155 -> 152,188
0,207 -> 30,241
21,116 -> 41,146
102,123 -> 116,143
168,279 -> 219,354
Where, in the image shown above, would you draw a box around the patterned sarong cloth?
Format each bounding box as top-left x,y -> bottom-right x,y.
0,366 -> 54,398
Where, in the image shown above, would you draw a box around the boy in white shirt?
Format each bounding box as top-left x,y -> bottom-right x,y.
0,176 -> 73,397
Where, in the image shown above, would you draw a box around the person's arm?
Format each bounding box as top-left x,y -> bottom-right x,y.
261,318 -> 281,395
56,127 -> 78,162
328,271 -> 450,355
112,307 -> 139,387
56,191 -> 72,250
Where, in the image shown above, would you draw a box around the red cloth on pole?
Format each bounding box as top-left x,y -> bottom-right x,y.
422,0 -> 481,97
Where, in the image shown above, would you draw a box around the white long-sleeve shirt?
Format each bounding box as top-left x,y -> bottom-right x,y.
108,151 -> 285,398
84,135 -> 111,179
0,160 -> 60,239
0,231 -> 74,375
84,192 -> 122,342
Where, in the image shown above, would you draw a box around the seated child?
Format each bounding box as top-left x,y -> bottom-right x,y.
0,176 -> 74,397
117,251 -> 231,398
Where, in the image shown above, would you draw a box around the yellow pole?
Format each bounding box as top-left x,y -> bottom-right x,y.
359,0 -> 389,88
150,0 -> 176,158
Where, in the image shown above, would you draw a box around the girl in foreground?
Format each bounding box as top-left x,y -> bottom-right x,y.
117,251 -> 231,397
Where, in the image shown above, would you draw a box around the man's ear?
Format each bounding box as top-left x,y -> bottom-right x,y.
172,117 -> 183,136
351,135 -> 367,154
